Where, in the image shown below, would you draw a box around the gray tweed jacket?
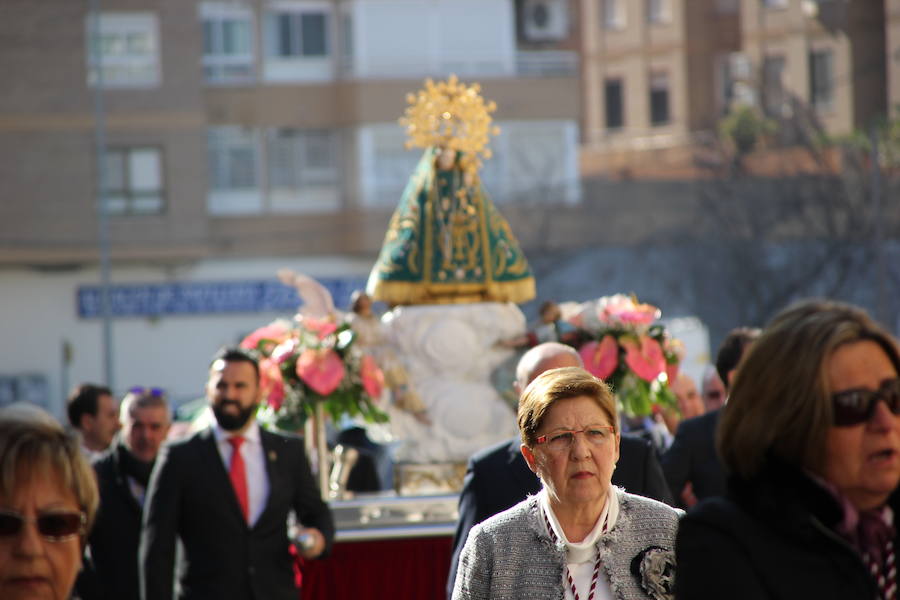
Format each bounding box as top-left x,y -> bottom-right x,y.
452,488 -> 682,600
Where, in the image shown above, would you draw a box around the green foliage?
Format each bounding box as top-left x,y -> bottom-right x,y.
246,320 -> 389,433
718,105 -> 777,155
817,106 -> 900,169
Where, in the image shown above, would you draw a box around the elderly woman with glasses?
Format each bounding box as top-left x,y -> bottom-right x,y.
453,367 -> 681,600
676,299 -> 900,600
0,403 -> 99,600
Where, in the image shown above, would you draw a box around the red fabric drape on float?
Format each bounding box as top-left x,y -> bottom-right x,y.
301,536 -> 452,600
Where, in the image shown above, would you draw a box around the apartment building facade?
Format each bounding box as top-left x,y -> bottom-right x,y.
579,0 -> 893,178
740,0 -> 888,139
579,0 -> 741,177
0,0 -> 581,414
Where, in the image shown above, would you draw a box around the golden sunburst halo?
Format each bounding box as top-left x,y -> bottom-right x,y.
399,74 -> 501,176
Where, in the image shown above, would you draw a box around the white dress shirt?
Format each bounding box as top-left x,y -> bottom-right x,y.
214,421 -> 270,526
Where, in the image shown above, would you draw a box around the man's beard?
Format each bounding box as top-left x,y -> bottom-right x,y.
212,401 -> 257,431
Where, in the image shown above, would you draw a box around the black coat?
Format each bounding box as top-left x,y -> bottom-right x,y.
446,433 -> 674,598
139,427 -> 334,600
661,409 -> 727,507
676,456 -> 892,600
77,444 -> 145,600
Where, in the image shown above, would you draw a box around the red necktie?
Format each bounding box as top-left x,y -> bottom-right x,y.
228,436 -> 249,522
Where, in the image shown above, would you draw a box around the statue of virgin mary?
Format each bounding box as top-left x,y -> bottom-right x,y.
362,76 -> 533,469
366,76 -> 535,306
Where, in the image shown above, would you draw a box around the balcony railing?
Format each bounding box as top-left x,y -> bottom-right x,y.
515,50 -> 578,77
338,50 -> 578,80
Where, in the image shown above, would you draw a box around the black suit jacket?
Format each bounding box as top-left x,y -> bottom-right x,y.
446,433 -> 673,598
77,444 -> 144,600
661,409 -> 726,508
139,427 -> 335,600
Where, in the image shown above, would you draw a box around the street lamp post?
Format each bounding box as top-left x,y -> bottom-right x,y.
89,0 -> 114,389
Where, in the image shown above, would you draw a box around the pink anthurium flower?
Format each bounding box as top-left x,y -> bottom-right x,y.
580,335 -> 619,380
360,354 -> 385,400
300,316 -> 339,340
240,322 -> 290,351
259,358 -> 285,411
271,338 -> 299,364
296,348 -> 345,396
621,335 -> 667,382
597,294 -> 661,326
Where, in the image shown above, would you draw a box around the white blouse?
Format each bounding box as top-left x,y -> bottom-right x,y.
540,488 -> 619,600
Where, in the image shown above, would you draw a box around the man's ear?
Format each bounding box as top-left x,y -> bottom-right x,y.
79,413 -> 96,433
521,444 -> 538,474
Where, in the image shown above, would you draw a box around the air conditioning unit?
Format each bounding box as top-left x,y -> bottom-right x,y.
522,0 -> 568,42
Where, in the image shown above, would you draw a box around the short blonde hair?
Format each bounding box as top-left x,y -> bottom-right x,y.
718,299 -> 900,480
518,367 -> 616,447
0,403 -> 99,535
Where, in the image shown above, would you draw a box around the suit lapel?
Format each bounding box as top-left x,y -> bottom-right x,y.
110,449 -> 144,516
199,427 -> 248,526
255,428 -> 282,529
507,438 -> 541,494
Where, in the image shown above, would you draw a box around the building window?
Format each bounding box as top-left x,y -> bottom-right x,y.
340,11 -> 353,74
646,0 -> 669,23
715,0 -> 739,13
762,0 -> 788,7
809,49 -> 834,112
201,3 -> 255,83
715,55 -> 735,114
649,72 -> 670,125
208,127 -> 259,192
267,129 -> 340,212
207,127 -> 261,215
102,147 -> 164,215
362,126 -> 421,207
266,9 -> 329,58
268,129 -> 338,189
85,12 -> 160,88
602,0 -> 626,29
604,78 -> 624,129
762,55 -> 786,116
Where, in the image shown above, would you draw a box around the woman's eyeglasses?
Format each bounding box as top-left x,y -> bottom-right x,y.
535,426 -> 616,452
0,510 -> 86,542
832,378 -> 900,427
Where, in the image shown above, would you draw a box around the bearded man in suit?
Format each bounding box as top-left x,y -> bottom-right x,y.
446,342 -> 673,598
140,347 -> 334,600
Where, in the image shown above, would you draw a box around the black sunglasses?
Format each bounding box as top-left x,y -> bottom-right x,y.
832,378 -> 900,427
0,510 -> 86,542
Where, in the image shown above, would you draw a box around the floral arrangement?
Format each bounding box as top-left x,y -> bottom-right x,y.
240,314 -> 389,432
564,294 -> 682,418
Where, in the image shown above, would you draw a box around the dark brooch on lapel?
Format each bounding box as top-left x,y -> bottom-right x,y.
630,546 -> 675,600
268,450 -> 278,462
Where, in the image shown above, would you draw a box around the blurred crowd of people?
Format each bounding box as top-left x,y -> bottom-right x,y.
3,297 -> 900,600
1,347 -> 334,600
450,299 -> 900,600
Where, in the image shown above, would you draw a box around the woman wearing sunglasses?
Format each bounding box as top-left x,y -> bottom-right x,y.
453,367 -> 681,600
0,403 -> 99,600
676,299 -> 900,600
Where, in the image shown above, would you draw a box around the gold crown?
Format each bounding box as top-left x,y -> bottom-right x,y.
400,75 -> 500,174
